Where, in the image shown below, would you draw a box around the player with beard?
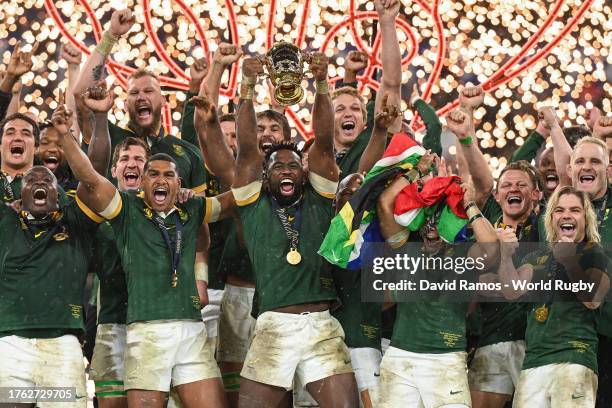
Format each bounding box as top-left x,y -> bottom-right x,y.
376,172 -> 498,408
0,165 -> 99,407
545,107 -> 612,407
72,9 -> 206,192
496,186 -> 610,407
445,98 -> 537,407
232,51 -> 358,407
53,99 -> 234,408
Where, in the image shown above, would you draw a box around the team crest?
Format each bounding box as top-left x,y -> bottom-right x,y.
173,145 -> 185,156
143,207 -> 153,220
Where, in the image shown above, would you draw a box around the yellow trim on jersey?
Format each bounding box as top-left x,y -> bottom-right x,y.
100,190 -> 123,220
309,172 -> 338,199
192,183 -> 207,194
204,163 -> 216,176
76,195 -> 104,223
232,181 -> 262,206
204,197 -> 221,223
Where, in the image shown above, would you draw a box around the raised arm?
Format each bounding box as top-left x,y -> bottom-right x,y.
449,86 -> 493,207
409,84 -> 443,156
308,52 -> 339,181
0,41 -> 39,95
181,56 -> 209,147
4,75 -> 21,116
539,106 -> 572,187
358,93 -> 400,174
374,0 -> 402,133
82,83 -> 115,176
72,9 -> 135,96
207,43 -> 243,106
60,43 -> 84,139
496,229 -> 533,300
233,57 -> 264,188
51,94 -> 117,213
191,85 -> 235,190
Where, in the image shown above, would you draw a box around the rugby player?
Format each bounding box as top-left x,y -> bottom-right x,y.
232,51 -> 358,407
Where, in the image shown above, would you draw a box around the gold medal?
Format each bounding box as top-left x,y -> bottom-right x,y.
53,232 -> 69,241
171,272 -> 178,288
286,249 -> 302,265
534,305 -> 549,323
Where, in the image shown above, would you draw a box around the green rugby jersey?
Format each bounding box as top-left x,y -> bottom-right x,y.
0,198 -> 98,337
332,266 -> 381,350
233,176 -> 338,314
390,246 -> 469,353
90,221 -> 127,325
521,245 -> 610,373
103,191 -> 217,323
477,195 -> 536,347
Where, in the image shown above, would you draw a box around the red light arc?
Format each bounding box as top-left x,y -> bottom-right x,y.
44,0 -> 594,138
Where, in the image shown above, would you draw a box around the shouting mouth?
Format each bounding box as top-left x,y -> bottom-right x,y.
123,171 -> 140,188
153,186 -> 168,206
579,174 -> 595,186
340,120 -> 356,136
544,173 -> 559,190
33,188 -> 48,206
559,221 -> 576,238
9,145 -> 25,159
279,178 -> 295,196
136,105 -> 152,122
506,195 -> 523,208
43,156 -> 60,171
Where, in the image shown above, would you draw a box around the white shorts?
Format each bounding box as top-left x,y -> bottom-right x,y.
513,363 -> 597,408
0,334 -> 87,408
201,288 -> 224,339
124,320 -> 220,392
90,323 -> 127,398
218,283 -> 256,363
468,340 -> 525,395
351,347 -> 382,406
241,310 -> 353,390
378,346 -> 471,408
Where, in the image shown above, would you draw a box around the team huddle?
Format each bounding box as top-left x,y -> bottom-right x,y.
1,1 -> 612,408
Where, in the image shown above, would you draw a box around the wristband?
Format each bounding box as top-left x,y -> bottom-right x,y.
466,205 -> 481,219
465,201 -> 478,211
96,31 -> 118,56
195,261 -> 208,283
469,213 -> 484,224
239,82 -> 255,100
402,169 -> 420,183
315,80 -> 329,95
459,135 -> 473,146
386,229 -> 409,249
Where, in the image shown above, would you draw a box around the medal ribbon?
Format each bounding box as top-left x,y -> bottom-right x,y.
596,193 -> 608,228
269,196 -> 302,252
150,211 -> 183,283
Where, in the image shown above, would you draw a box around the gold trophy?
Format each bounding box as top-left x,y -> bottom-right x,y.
262,42 -> 308,106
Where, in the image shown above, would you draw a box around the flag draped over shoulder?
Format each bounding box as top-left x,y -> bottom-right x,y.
393,176 -> 469,243
319,133 -> 425,269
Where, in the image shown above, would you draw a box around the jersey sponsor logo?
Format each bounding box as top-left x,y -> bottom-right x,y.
572,394 -> 585,400
173,145 -> 185,156
450,390 -> 462,395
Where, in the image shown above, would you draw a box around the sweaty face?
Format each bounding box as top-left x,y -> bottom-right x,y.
1,118 -> 36,173
126,76 -> 164,137
37,128 -> 64,173
141,160 -> 180,212
333,93 -> 365,150
21,166 -> 59,217
569,143 -> 608,199
266,149 -> 305,206
257,117 -> 285,154
495,170 -> 539,221
220,120 -> 237,156
552,193 -> 586,242
335,173 -> 364,212
537,148 -> 558,197
111,145 -> 148,191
